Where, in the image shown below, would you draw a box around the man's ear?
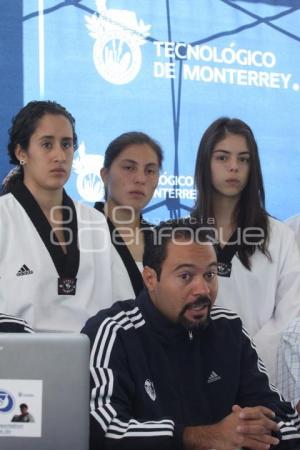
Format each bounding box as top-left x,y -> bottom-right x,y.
142,266 -> 158,292
100,167 -> 108,184
15,144 -> 27,164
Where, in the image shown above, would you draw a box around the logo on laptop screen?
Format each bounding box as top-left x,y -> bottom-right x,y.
0,390 -> 15,413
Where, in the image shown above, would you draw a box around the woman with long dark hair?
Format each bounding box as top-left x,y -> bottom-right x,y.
193,117 -> 300,383
95,131 -> 163,298
0,100 -> 114,331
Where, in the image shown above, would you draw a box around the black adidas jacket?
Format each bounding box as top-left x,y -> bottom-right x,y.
82,290 -> 300,450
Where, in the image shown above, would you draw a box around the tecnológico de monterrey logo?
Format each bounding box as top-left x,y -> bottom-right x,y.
85,0 -> 151,85
72,142 -> 105,203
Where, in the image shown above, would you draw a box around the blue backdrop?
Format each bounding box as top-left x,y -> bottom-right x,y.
1,0 -> 300,222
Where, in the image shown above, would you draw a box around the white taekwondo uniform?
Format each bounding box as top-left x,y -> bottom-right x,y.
0,186 -> 116,332
286,214 -> 300,250
215,217 -> 300,384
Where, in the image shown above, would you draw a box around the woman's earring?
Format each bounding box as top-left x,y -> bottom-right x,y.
19,160 -> 25,166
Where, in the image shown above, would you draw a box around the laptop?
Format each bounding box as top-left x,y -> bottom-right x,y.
0,333 -> 90,450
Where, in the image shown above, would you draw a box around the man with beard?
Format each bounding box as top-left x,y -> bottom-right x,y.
82,219 -> 300,450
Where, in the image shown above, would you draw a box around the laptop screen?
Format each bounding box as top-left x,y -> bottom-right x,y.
0,333 -> 90,450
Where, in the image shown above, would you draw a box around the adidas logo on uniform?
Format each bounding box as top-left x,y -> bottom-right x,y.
16,264 -> 34,276
207,371 -> 221,384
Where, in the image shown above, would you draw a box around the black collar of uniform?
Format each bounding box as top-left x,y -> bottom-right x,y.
11,179 -> 79,278
216,230 -> 238,263
94,201 -> 152,297
215,230 -> 238,278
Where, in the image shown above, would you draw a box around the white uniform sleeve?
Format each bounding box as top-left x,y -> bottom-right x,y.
276,318 -> 300,407
286,214 -> 300,251
253,224 -> 300,383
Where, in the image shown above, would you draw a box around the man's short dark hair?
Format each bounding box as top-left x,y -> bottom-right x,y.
20,403 -> 28,409
143,218 -> 216,280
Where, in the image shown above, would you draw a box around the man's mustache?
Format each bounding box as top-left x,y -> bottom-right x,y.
181,296 -> 212,315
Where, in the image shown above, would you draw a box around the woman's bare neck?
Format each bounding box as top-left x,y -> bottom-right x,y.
104,200 -> 141,229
